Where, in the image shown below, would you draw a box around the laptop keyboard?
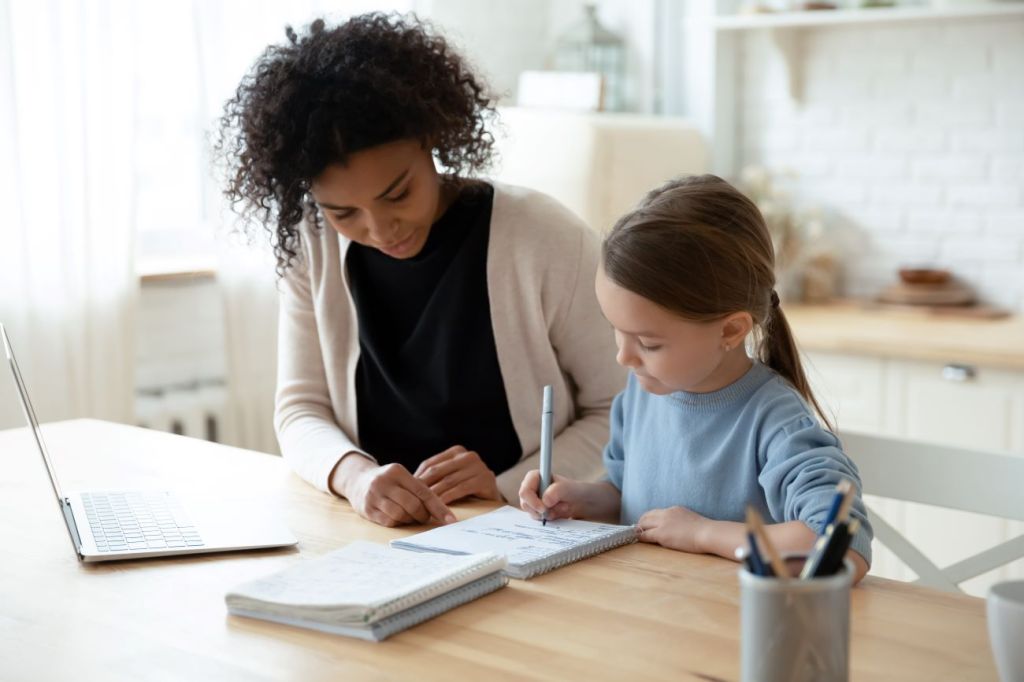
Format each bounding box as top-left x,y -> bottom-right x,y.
81,491 -> 204,552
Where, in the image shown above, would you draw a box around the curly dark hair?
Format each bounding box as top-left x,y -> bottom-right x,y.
215,13 -> 498,276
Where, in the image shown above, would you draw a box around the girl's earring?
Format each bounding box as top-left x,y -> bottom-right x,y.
723,344 -> 730,352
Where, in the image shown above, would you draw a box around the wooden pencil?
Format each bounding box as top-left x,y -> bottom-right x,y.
836,480 -> 857,524
746,506 -> 789,579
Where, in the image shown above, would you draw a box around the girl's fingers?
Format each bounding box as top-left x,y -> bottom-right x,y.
540,480 -> 570,509
637,508 -> 662,528
518,470 -> 543,512
519,495 -> 543,517
547,501 -> 573,520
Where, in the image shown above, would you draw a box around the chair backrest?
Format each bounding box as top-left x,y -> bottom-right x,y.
841,431 -> 1024,592
491,106 -> 709,234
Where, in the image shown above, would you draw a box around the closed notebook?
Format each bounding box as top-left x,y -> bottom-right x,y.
391,506 -> 638,579
225,541 -> 508,642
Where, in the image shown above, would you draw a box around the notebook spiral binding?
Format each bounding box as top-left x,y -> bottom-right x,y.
367,572 -> 509,640
515,530 -> 638,579
368,555 -> 506,623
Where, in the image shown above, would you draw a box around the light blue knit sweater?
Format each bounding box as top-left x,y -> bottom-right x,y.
604,362 -> 873,563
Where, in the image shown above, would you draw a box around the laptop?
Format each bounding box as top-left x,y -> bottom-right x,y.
2,323 -> 298,562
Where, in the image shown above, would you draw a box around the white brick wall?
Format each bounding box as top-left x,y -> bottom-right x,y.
738,17 -> 1024,310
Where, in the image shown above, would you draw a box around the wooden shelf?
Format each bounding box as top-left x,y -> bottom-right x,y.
713,3 -> 1024,30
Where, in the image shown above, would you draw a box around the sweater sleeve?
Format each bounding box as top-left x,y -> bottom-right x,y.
757,413 -> 874,565
601,388 -> 627,491
274,247 -> 374,495
494,223 -> 627,501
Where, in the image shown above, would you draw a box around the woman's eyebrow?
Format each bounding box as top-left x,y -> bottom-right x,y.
316,169 -> 411,210
373,169 -> 410,199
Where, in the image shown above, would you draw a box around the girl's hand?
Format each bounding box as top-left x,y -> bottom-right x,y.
344,459 -> 456,528
414,445 -> 501,504
518,470 -> 590,522
637,506 -> 711,554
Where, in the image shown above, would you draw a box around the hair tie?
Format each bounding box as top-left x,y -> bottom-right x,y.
770,290 -> 780,309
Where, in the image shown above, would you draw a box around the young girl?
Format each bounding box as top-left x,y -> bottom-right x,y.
217,15 -> 625,528
519,174 -> 872,583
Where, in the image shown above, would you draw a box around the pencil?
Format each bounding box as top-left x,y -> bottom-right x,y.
835,480 -> 857,524
800,523 -> 837,579
746,506 -> 789,579
745,531 -> 769,576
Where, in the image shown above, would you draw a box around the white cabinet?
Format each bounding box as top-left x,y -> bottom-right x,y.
803,352 -> 889,436
885,360 -> 1024,454
806,350 -> 1024,454
804,350 -> 1024,595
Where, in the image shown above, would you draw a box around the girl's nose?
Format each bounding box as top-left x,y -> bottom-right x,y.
616,344 -> 638,369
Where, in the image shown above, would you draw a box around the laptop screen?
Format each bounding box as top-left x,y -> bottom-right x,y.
1,324 -> 66,502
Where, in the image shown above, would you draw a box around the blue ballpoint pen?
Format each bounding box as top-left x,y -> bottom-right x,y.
822,480 -> 852,533
822,491 -> 845,532
539,385 -> 553,526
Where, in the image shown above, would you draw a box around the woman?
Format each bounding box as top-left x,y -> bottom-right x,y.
217,14 -> 625,527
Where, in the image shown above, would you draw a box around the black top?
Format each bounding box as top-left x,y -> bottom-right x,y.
346,182 -> 522,475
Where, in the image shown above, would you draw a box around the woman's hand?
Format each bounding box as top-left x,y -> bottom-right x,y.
333,454 -> 456,528
636,506 -> 711,553
414,446 -> 501,504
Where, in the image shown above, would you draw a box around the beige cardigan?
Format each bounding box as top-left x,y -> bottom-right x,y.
274,182 -> 627,501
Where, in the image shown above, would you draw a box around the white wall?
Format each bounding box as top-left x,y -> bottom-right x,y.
420,0 -> 657,112
135,279 -> 225,393
736,18 -> 1024,309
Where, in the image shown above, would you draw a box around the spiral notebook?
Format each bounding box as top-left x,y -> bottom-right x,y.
225,541 -> 508,642
391,506 -> 638,579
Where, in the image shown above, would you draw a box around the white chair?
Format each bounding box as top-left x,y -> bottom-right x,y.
491,106 -> 709,234
841,431 -> 1024,593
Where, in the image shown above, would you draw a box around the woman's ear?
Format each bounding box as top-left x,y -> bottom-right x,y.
721,312 -> 753,351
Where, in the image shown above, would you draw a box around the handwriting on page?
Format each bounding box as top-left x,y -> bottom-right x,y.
464,521 -> 611,546
389,506 -> 634,571
460,518 -> 616,562
235,541 -> 486,608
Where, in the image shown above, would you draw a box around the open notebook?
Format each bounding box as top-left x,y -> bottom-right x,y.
225,541 -> 508,641
391,506 -> 638,579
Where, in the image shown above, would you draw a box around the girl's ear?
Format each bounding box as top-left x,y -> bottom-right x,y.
721,312 -> 753,350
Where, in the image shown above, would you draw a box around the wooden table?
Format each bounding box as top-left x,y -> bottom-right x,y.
0,420 -> 998,681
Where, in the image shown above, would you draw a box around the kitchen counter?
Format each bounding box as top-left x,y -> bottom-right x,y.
784,301 -> 1024,370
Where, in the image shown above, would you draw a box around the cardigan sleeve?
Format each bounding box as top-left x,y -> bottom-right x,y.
274,245 -> 375,495
494,223 -> 627,501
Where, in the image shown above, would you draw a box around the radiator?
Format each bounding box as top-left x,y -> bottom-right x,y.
136,381 -> 227,442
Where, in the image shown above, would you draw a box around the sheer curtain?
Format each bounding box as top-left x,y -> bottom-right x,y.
195,0 -> 414,454
0,0 -> 138,429
195,1 -> 330,455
